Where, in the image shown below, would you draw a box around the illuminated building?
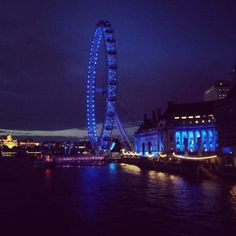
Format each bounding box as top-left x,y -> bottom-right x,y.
1,134 -> 18,149
135,129 -> 164,157
135,110 -> 164,156
42,141 -> 91,156
135,101 -> 218,158
204,80 -> 233,102
19,139 -> 40,148
19,139 -> 41,157
0,135 -> 42,158
42,141 -> 64,156
73,141 -> 90,155
0,134 -> 18,157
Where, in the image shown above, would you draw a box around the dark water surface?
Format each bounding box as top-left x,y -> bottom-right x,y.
0,160 -> 236,236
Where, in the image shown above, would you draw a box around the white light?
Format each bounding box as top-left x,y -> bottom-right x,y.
172,152 -> 217,160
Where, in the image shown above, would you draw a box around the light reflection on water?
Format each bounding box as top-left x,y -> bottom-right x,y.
44,168 -> 52,178
119,163 -> 141,174
147,170 -> 183,184
1,161 -> 236,235
230,185 -> 236,216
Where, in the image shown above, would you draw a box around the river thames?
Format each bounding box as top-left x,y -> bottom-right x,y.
1,160 -> 236,236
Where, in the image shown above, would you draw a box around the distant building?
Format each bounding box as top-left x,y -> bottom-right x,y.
72,141 -> 90,155
204,80 -> 233,101
1,134 -> 18,149
215,83 -> 236,164
0,134 -> 18,157
18,139 -> 40,148
42,141 -> 64,156
42,140 -> 91,156
19,139 -> 41,157
0,135 -> 42,158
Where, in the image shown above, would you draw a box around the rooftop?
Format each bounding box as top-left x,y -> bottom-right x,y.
163,101 -> 215,118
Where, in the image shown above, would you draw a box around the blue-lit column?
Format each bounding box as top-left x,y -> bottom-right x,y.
207,129 -> 210,152
205,129 -> 209,152
202,130 -> 207,152
187,131 -> 189,152
180,131 -> 183,152
194,131 -> 197,152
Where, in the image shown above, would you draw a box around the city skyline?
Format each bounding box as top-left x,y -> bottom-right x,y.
0,124 -> 138,140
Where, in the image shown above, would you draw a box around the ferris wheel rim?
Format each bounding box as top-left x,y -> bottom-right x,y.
86,20 -> 118,153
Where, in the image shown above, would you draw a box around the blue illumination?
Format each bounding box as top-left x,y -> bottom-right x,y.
136,125 -> 218,157
86,21 -> 117,153
135,130 -> 163,157
110,142 -> 116,151
222,147 -> 234,155
176,131 -> 181,151
188,131 -> 194,152
183,131 -> 188,152
175,126 -> 218,153
109,163 -> 117,172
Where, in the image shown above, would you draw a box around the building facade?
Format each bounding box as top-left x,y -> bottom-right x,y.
204,80 -> 233,101
135,101 -> 218,157
215,84 -> 236,164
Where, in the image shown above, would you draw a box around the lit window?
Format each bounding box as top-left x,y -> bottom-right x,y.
195,115 -> 201,118
181,116 -> 187,119
188,116 -> 193,119
174,117 -> 180,119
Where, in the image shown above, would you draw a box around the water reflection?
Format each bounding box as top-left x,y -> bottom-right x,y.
148,170 -> 167,180
1,162 -> 236,235
146,169 -> 222,217
230,185 -> 236,197
230,185 -> 236,216
120,163 -> 141,175
44,168 -> 52,179
109,163 -> 117,174
148,170 -> 183,185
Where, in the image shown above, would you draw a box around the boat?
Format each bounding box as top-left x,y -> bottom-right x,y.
34,154 -> 55,169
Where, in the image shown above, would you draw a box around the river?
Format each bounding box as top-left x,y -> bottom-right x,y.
0,160 -> 236,235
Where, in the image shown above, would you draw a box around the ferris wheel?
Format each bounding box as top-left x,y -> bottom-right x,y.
86,20 -> 118,153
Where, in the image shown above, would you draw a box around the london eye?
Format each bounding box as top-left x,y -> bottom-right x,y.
86,20 -> 118,153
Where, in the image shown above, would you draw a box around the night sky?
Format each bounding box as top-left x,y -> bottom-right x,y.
0,0 -> 236,132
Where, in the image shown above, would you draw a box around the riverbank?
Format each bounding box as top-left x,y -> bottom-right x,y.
1,157 -> 236,182
117,157 -> 236,181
